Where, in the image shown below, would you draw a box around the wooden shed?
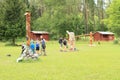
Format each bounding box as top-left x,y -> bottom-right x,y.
31,31 -> 49,41
93,31 -> 114,41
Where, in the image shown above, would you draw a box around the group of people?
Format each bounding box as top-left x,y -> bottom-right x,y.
58,31 -> 94,52
58,31 -> 76,52
25,36 -> 47,56
17,36 -> 47,62
59,37 -> 68,52
17,31 -> 94,62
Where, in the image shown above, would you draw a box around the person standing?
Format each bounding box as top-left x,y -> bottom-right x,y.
63,38 -> 68,52
30,40 -> 35,54
20,41 -> 26,56
36,40 -> 40,55
58,37 -> 63,51
41,37 -> 47,56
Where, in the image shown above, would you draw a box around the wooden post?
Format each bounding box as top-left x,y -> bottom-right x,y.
90,32 -> 93,46
25,11 -> 31,38
66,31 -> 75,51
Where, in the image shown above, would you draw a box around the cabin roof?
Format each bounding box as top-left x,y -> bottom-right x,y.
31,31 -> 49,34
96,31 -> 114,35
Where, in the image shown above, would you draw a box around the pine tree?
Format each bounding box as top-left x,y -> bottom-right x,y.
3,0 -> 25,45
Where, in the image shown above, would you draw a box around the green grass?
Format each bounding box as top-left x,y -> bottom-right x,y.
0,41 -> 120,80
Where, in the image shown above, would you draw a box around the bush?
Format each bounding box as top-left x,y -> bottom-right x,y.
113,39 -> 119,44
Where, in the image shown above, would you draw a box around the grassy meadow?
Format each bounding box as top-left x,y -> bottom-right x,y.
0,41 -> 120,80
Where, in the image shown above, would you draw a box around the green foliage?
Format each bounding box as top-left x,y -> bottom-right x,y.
1,0 -> 25,44
104,0 -> 120,36
0,1 -> 5,40
33,13 -> 85,39
33,1 -> 85,39
113,39 -> 119,44
0,0 -> 114,40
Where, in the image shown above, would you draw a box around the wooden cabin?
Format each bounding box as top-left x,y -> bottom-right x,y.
31,31 -> 49,40
93,31 -> 114,41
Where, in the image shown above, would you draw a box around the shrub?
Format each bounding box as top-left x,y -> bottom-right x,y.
113,39 -> 119,44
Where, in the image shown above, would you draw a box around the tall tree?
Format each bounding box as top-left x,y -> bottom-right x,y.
88,0 -> 96,32
8,0 -> 109,39
0,1 -> 5,40
83,0 -> 89,34
3,0 -> 25,45
96,0 -> 107,31
24,0 -> 30,9
104,0 -> 120,36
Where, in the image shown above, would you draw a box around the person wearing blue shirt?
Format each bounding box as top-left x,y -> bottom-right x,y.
30,40 -> 35,54
36,40 -> 40,55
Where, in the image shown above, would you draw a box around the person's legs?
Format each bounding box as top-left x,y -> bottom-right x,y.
43,45 -> 46,56
36,47 -> 40,54
60,43 -> 63,51
32,49 -> 35,54
41,45 -> 46,56
21,49 -> 24,55
64,45 -> 67,51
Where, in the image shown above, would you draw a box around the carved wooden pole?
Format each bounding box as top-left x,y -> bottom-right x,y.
90,32 -> 93,46
25,11 -> 31,38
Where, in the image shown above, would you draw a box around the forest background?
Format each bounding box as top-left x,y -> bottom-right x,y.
0,0 -> 120,45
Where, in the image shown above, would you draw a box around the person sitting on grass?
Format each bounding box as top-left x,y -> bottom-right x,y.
20,41 -> 26,56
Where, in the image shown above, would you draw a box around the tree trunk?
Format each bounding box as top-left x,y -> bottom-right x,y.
101,0 -> 104,30
12,38 -> 15,45
83,0 -> 89,34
